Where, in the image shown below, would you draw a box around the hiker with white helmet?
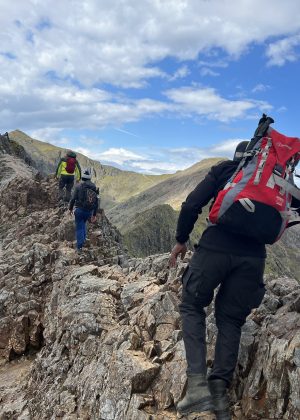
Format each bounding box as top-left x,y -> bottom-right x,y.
69,168 -> 99,252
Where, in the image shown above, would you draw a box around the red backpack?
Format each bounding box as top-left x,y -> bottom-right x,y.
65,157 -> 76,174
209,119 -> 300,244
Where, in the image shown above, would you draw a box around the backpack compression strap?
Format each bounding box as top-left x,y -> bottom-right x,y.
272,174 -> 300,200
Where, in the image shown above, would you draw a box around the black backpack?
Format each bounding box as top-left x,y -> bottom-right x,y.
80,184 -> 98,211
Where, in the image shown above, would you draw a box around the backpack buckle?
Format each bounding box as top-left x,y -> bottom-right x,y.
273,164 -> 283,176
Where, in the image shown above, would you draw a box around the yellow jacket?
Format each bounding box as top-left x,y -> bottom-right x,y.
56,158 -> 81,181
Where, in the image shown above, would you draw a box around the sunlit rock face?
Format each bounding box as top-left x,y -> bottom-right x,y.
0,136 -> 300,419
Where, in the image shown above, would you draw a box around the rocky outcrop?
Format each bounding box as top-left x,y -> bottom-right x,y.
0,154 -> 126,367
19,254 -> 299,420
1,146 -> 300,419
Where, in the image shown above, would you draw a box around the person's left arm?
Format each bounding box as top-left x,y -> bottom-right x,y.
75,161 -> 81,181
90,187 -> 100,222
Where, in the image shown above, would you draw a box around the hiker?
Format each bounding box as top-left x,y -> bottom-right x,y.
55,150 -> 81,203
69,168 -> 99,252
169,118 -> 300,419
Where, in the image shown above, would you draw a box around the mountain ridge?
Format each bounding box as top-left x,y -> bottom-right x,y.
7,129 -> 300,281
9,130 -> 173,208
1,131 -> 300,419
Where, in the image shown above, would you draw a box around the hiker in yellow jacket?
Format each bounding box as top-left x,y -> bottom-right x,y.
55,150 -> 81,203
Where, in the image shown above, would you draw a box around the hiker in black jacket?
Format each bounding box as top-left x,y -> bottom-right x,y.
169,141 -> 265,419
169,142 -> 300,420
69,168 -> 99,252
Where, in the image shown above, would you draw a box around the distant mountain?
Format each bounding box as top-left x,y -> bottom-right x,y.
9,130 -> 172,209
8,130 -> 300,280
122,204 -> 178,257
108,157 -> 223,230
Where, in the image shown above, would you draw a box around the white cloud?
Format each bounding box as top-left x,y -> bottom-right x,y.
252,84 -> 271,93
266,34 -> 300,66
74,147 -> 93,157
1,0 -> 300,91
0,0 -> 299,134
277,106 -> 288,113
200,68 -> 219,77
164,86 -> 272,122
86,138 -> 249,174
210,139 -> 248,155
197,59 -> 228,69
169,65 -> 190,81
2,77 -> 272,133
96,148 -> 145,165
30,127 -> 63,141
130,160 -> 186,174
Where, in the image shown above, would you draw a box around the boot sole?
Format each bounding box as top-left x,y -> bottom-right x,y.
177,396 -> 213,415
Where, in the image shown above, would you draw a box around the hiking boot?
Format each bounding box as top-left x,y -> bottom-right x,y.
177,373 -> 213,415
208,379 -> 231,420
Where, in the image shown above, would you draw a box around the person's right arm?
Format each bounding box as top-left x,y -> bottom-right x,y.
169,170 -> 217,267
169,162 -> 227,267
175,168 -> 219,244
69,185 -> 79,212
55,159 -> 63,178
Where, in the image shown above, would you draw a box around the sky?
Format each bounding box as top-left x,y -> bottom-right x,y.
1,0 -> 300,174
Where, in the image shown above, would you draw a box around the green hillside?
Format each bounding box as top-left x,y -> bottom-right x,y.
122,201 -> 300,281
8,129 -> 300,281
122,204 -> 178,257
9,130 -> 172,208
108,157 -> 223,229
122,202 -> 209,258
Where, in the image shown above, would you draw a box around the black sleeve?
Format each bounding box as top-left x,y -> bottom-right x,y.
292,197 -> 300,214
92,184 -> 99,216
175,167 -> 219,244
93,197 -> 99,216
69,185 -> 80,210
76,160 -> 82,178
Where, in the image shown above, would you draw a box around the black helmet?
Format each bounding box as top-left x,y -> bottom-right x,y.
66,150 -> 77,158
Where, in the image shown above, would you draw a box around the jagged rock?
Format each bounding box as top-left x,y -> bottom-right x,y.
0,149 -> 126,369
0,357 -> 32,419
1,140 -> 300,419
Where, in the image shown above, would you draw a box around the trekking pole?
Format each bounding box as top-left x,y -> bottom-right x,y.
246,114 -> 274,151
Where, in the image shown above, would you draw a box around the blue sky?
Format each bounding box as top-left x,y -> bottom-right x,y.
1,0 -> 300,174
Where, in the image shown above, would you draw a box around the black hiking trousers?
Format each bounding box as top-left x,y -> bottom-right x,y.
179,246 -> 265,385
59,174 -> 75,202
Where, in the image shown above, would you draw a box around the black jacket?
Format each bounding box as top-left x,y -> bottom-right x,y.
176,159 -> 300,258
69,181 -> 99,216
176,160 -> 238,244
176,160 -> 268,257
